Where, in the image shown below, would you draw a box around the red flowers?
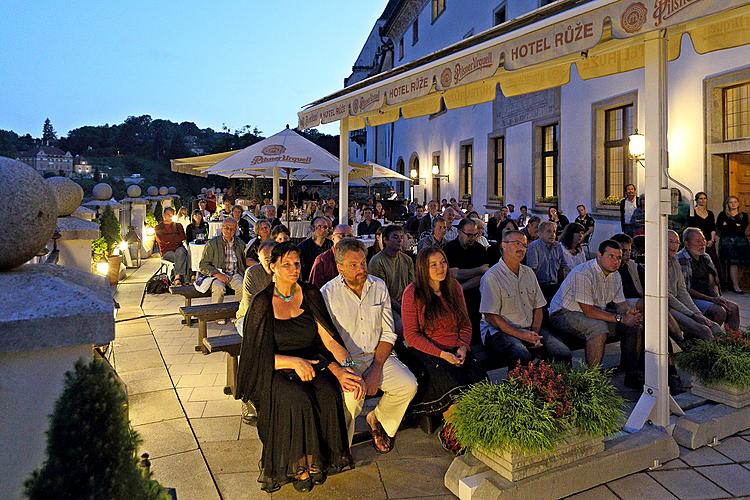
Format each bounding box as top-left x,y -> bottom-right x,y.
508,361 -> 573,418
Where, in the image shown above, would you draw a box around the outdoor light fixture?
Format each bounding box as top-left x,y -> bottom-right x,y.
95,262 -> 109,276
124,225 -> 142,268
432,164 -> 450,182
410,168 -> 419,179
628,130 -> 645,166
145,227 -> 155,236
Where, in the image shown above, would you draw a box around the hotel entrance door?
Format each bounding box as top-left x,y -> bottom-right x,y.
728,153 -> 750,219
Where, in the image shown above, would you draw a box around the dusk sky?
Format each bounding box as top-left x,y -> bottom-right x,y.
0,1 -> 387,138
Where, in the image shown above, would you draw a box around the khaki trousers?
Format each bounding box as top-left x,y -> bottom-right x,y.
211,273 -> 243,304
342,353 -> 417,445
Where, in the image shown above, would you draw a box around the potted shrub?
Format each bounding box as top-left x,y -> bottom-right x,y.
676,329 -> 750,408
448,361 -> 624,481
25,358 -> 170,499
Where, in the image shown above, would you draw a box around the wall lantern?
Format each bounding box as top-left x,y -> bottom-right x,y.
628,130 -> 645,166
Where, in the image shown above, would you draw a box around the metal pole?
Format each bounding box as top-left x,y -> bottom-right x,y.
339,117 -> 350,223
626,29 -> 672,431
272,167 -> 280,208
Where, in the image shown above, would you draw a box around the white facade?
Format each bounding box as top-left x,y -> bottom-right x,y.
345,0 -> 750,248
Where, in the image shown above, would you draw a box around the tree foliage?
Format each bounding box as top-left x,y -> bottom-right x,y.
42,118 -> 57,144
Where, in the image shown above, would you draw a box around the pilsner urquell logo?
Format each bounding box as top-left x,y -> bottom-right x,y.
621,2 -> 647,33
262,145 -> 286,155
653,0 -> 699,27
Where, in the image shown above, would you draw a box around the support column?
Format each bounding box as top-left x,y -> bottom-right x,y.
272,167 -> 280,208
339,117 -> 350,223
626,30 -> 671,431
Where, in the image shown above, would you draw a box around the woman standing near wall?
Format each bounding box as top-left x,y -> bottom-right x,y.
716,195 -> 750,294
687,192 -> 724,286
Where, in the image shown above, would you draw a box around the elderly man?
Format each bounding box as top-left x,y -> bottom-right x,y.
549,240 -> 644,387
668,230 -> 723,341
199,218 -> 246,314
443,207 -> 459,242
369,225 -> 414,332
357,206 -> 381,237
154,207 -> 190,286
525,221 -> 570,302
262,204 -> 281,228
444,218 -> 489,341
297,216 -> 332,282
480,230 -> 572,366
309,224 -> 354,287
677,227 -> 741,332
417,216 -> 447,252
322,239 -> 417,453
418,200 -> 440,236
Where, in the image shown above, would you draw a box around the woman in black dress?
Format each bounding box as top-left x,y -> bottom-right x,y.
548,206 -> 569,238
185,209 -> 208,242
716,195 -> 750,294
236,242 -> 365,493
687,192 -> 724,285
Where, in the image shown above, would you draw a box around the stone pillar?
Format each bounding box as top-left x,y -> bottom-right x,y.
56,216 -> 100,274
0,265 -> 114,499
128,200 -> 149,255
161,197 -> 172,209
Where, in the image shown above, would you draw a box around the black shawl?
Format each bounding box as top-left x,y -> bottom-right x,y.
235,281 -> 346,443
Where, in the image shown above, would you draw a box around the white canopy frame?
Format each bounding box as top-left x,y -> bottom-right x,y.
302,0 -> 750,431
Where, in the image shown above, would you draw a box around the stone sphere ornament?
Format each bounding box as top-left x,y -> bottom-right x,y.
147,186 -> 159,196
126,184 -> 142,198
158,186 -> 169,196
46,177 -> 84,217
0,157 -> 58,270
92,183 -> 112,200
168,186 -> 177,194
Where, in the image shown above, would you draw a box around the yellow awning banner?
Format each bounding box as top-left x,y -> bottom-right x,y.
170,150 -> 241,177
400,93 -> 444,119
686,3 -> 750,54
443,77 -> 500,108
365,107 -> 401,126
498,55 -> 576,97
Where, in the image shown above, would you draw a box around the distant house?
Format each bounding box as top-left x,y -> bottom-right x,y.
124,173 -> 145,185
73,155 -> 92,176
17,145 -> 74,176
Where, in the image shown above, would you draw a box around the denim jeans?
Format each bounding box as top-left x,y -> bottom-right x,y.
162,246 -> 189,277
483,326 -> 572,367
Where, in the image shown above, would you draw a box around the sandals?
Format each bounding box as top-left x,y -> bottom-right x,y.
366,415 -> 394,454
172,275 -> 183,286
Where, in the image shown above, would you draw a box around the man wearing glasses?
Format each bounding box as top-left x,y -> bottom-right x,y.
443,218 -> 489,343
297,216 -> 332,281
480,231 -> 572,366
199,218 -> 247,310
309,224 -> 354,287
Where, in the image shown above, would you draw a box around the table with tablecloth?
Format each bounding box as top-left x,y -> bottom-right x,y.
188,242 -> 206,272
287,220 -> 311,239
208,220 -> 223,238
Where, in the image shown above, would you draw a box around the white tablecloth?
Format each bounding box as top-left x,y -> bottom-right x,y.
358,237 -> 376,248
287,220 -> 311,239
189,242 -> 206,272
208,220 -> 223,238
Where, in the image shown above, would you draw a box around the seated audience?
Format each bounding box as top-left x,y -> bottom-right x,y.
487,208 -> 505,242
574,205 -> 595,244
405,205 -> 425,236
525,221 -> 570,302
549,240 -> 645,388
401,247 -> 486,423
480,230 -> 572,366
442,207 -> 458,242
175,207 -> 190,232
197,198 -> 211,221
271,224 -> 290,243
309,224 -> 354,288
262,205 -> 281,227
417,216 -> 448,252
154,207 -> 189,286
322,239 -> 417,453
560,222 -> 587,269
357,206 -> 381,237
232,205 -> 251,244
548,206 -> 569,238
517,205 -> 531,228
235,242 -> 364,493
245,219 -> 272,266
677,227 -> 741,332
199,218 -> 247,311
185,209 -> 208,243
366,227 -> 384,263
522,215 -> 541,242
418,200 -> 440,236
369,225 -> 414,332
297,216 -> 333,282
716,195 -> 750,294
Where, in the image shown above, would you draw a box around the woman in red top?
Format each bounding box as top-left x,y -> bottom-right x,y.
401,247 -> 487,420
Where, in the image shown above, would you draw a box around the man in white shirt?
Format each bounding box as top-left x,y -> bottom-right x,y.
321,239 -> 417,454
549,239 -> 644,388
619,183 -> 639,236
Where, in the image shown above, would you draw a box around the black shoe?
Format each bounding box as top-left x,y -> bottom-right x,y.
311,470 -> 327,485
624,372 -> 645,390
292,477 -> 313,493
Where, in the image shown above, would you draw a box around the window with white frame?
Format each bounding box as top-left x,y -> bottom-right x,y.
724,82 -> 750,141
604,104 -> 634,198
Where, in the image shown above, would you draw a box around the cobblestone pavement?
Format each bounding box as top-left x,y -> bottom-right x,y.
112,257 -> 750,499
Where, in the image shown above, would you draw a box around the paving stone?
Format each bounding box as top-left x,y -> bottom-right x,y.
201,363 -> 226,375
134,418 -> 198,459
183,401 -> 206,418
113,334 -> 158,353
607,473 -> 677,499
151,449 -> 219,500
115,348 -> 165,372
713,436 -> 750,462
169,363 -> 206,376
679,445 -> 734,467
124,375 -> 174,395
176,373 -> 220,388
307,462 -> 386,499
239,421 -> 259,440
565,485 -> 618,500
202,439 -> 261,474
648,469 -> 730,499
128,389 -> 184,426
191,416 -> 241,442
660,458 -> 690,470
115,320 -> 152,338
176,387 -> 193,401
188,386 -> 231,402
378,457 -> 453,498
162,353 -> 196,365
202,399 -> 243,418
214,472 -> 269,499
118,366 -> 170,383
696,464 -> 750,497
391,427 -> 450,459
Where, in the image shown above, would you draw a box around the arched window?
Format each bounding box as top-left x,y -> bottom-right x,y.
396,157 -> 405,197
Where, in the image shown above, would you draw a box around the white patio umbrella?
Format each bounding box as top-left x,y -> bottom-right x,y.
349,161 -> 412,197
205,127 -> 343,222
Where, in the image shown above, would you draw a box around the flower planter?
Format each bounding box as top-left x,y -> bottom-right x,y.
472,432 -> 604,482
691,380 -> 750,409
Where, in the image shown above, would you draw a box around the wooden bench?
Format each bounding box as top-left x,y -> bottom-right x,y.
202,333 -> 242,396
170,285 -> 234,326
180,302 -> 240,353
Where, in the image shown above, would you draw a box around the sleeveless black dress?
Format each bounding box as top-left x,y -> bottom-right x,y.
258,297 -> 352,492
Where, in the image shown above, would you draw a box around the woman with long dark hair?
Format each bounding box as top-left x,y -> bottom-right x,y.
401,247 -> 486,423
548,206 -> 569,238
235,242 -> 364,493
716,195 -> 750,293
185,209 -> 208,243
559,222 -> 587,268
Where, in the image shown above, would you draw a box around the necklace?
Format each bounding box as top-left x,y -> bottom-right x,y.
274,283 -> 296,302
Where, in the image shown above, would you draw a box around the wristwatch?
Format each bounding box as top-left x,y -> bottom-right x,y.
340,357 -> 356,368
615,313 -> 623,323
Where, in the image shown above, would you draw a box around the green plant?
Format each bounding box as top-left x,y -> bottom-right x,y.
448,362 -> 624,455
536,196 -> 558,204
145,212 -> 158,228
25,358 -> 169,500
675,329 -> 750,388
599,195 -> 621,206
91,237 -> 108,262
153,201 -> 164,223
98,206 -> 121,255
